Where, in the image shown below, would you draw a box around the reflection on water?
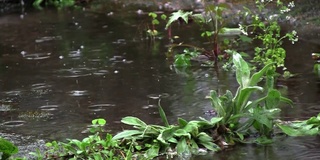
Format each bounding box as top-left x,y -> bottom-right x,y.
0,6 -> 319,159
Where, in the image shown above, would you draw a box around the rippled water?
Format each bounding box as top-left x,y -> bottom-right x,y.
0,3 -> 320,159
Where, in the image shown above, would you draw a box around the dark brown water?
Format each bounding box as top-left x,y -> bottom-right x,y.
0,3 -> 320,160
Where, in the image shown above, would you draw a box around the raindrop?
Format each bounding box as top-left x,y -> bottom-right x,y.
24,53 -> 51,60
21,51 -> 26,56
142,104 -> 157,109
39,105 -> 59,111
93,70 -> 108,76
147,94 -> 161,100
1,120 -> 26,127
68,90 -> 89,96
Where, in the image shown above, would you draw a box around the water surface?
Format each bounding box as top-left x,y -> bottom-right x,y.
0,4 -> 319,159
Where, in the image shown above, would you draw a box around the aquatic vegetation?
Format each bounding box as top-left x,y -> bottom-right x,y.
241,0 -> 298,70
33,0 -> 76,9
112,106 -> 221,159
277,113 -> 320,136
164,2 -> 236,67
148,0 -> 298,70
0,138 -> 18,160
29,119 -> 130,159
207,51 -> 293,144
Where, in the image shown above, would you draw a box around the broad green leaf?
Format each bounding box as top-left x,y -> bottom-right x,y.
178,118 -> 188,127
277,124 -> 302,136
121,116 -> 147,128
235,86 -> 263,112
233,52 -> 250,88
176,138 -> 190,154
253,107 -> 272,129
198,132 -> 219,151
183,122 -> 199,136
145,143 -> 160,159
174,54 -> 191,67
165,10 -> 192,29
265,89 -> 281,109
112,130 -> 142,140
210,117 -> 223,124
157,127 -> 177,144
306,116 -> 320,125
249,63 -> 274,86
173,129 -> 191,139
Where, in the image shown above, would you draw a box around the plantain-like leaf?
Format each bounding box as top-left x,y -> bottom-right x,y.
173,129 -> 191,139
121,116 -> 147,128
176,138 -> 190,155
210,117 -> 223,124
253,107 -> 272,129
157,126 -> 177,144
265,89 -> 281,109
283,122 -> 319,136
112,130 -> 142,140
232,52 -> 250,88
198,132 -> 220,151
277,124 -> 309,136
235,86 -> 263,112
145,143 -> 160,159
183,122 -> 199,136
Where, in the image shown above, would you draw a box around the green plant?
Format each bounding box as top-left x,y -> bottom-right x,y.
0,138 -> 18,160
164,2 -> 241,67
113,104 -> 221,159
239,0 -> 298,69
146,12 -> 167,40
32,118 -> 128,159
207,51 -> 293,144
277,113 -> 320,136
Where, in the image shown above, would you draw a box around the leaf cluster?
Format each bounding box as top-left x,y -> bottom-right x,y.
0,138 -> 18,160
207,52 -> 293,144
113,106 -> 222,159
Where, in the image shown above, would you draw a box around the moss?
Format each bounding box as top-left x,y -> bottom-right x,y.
0,138 -> 18,160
